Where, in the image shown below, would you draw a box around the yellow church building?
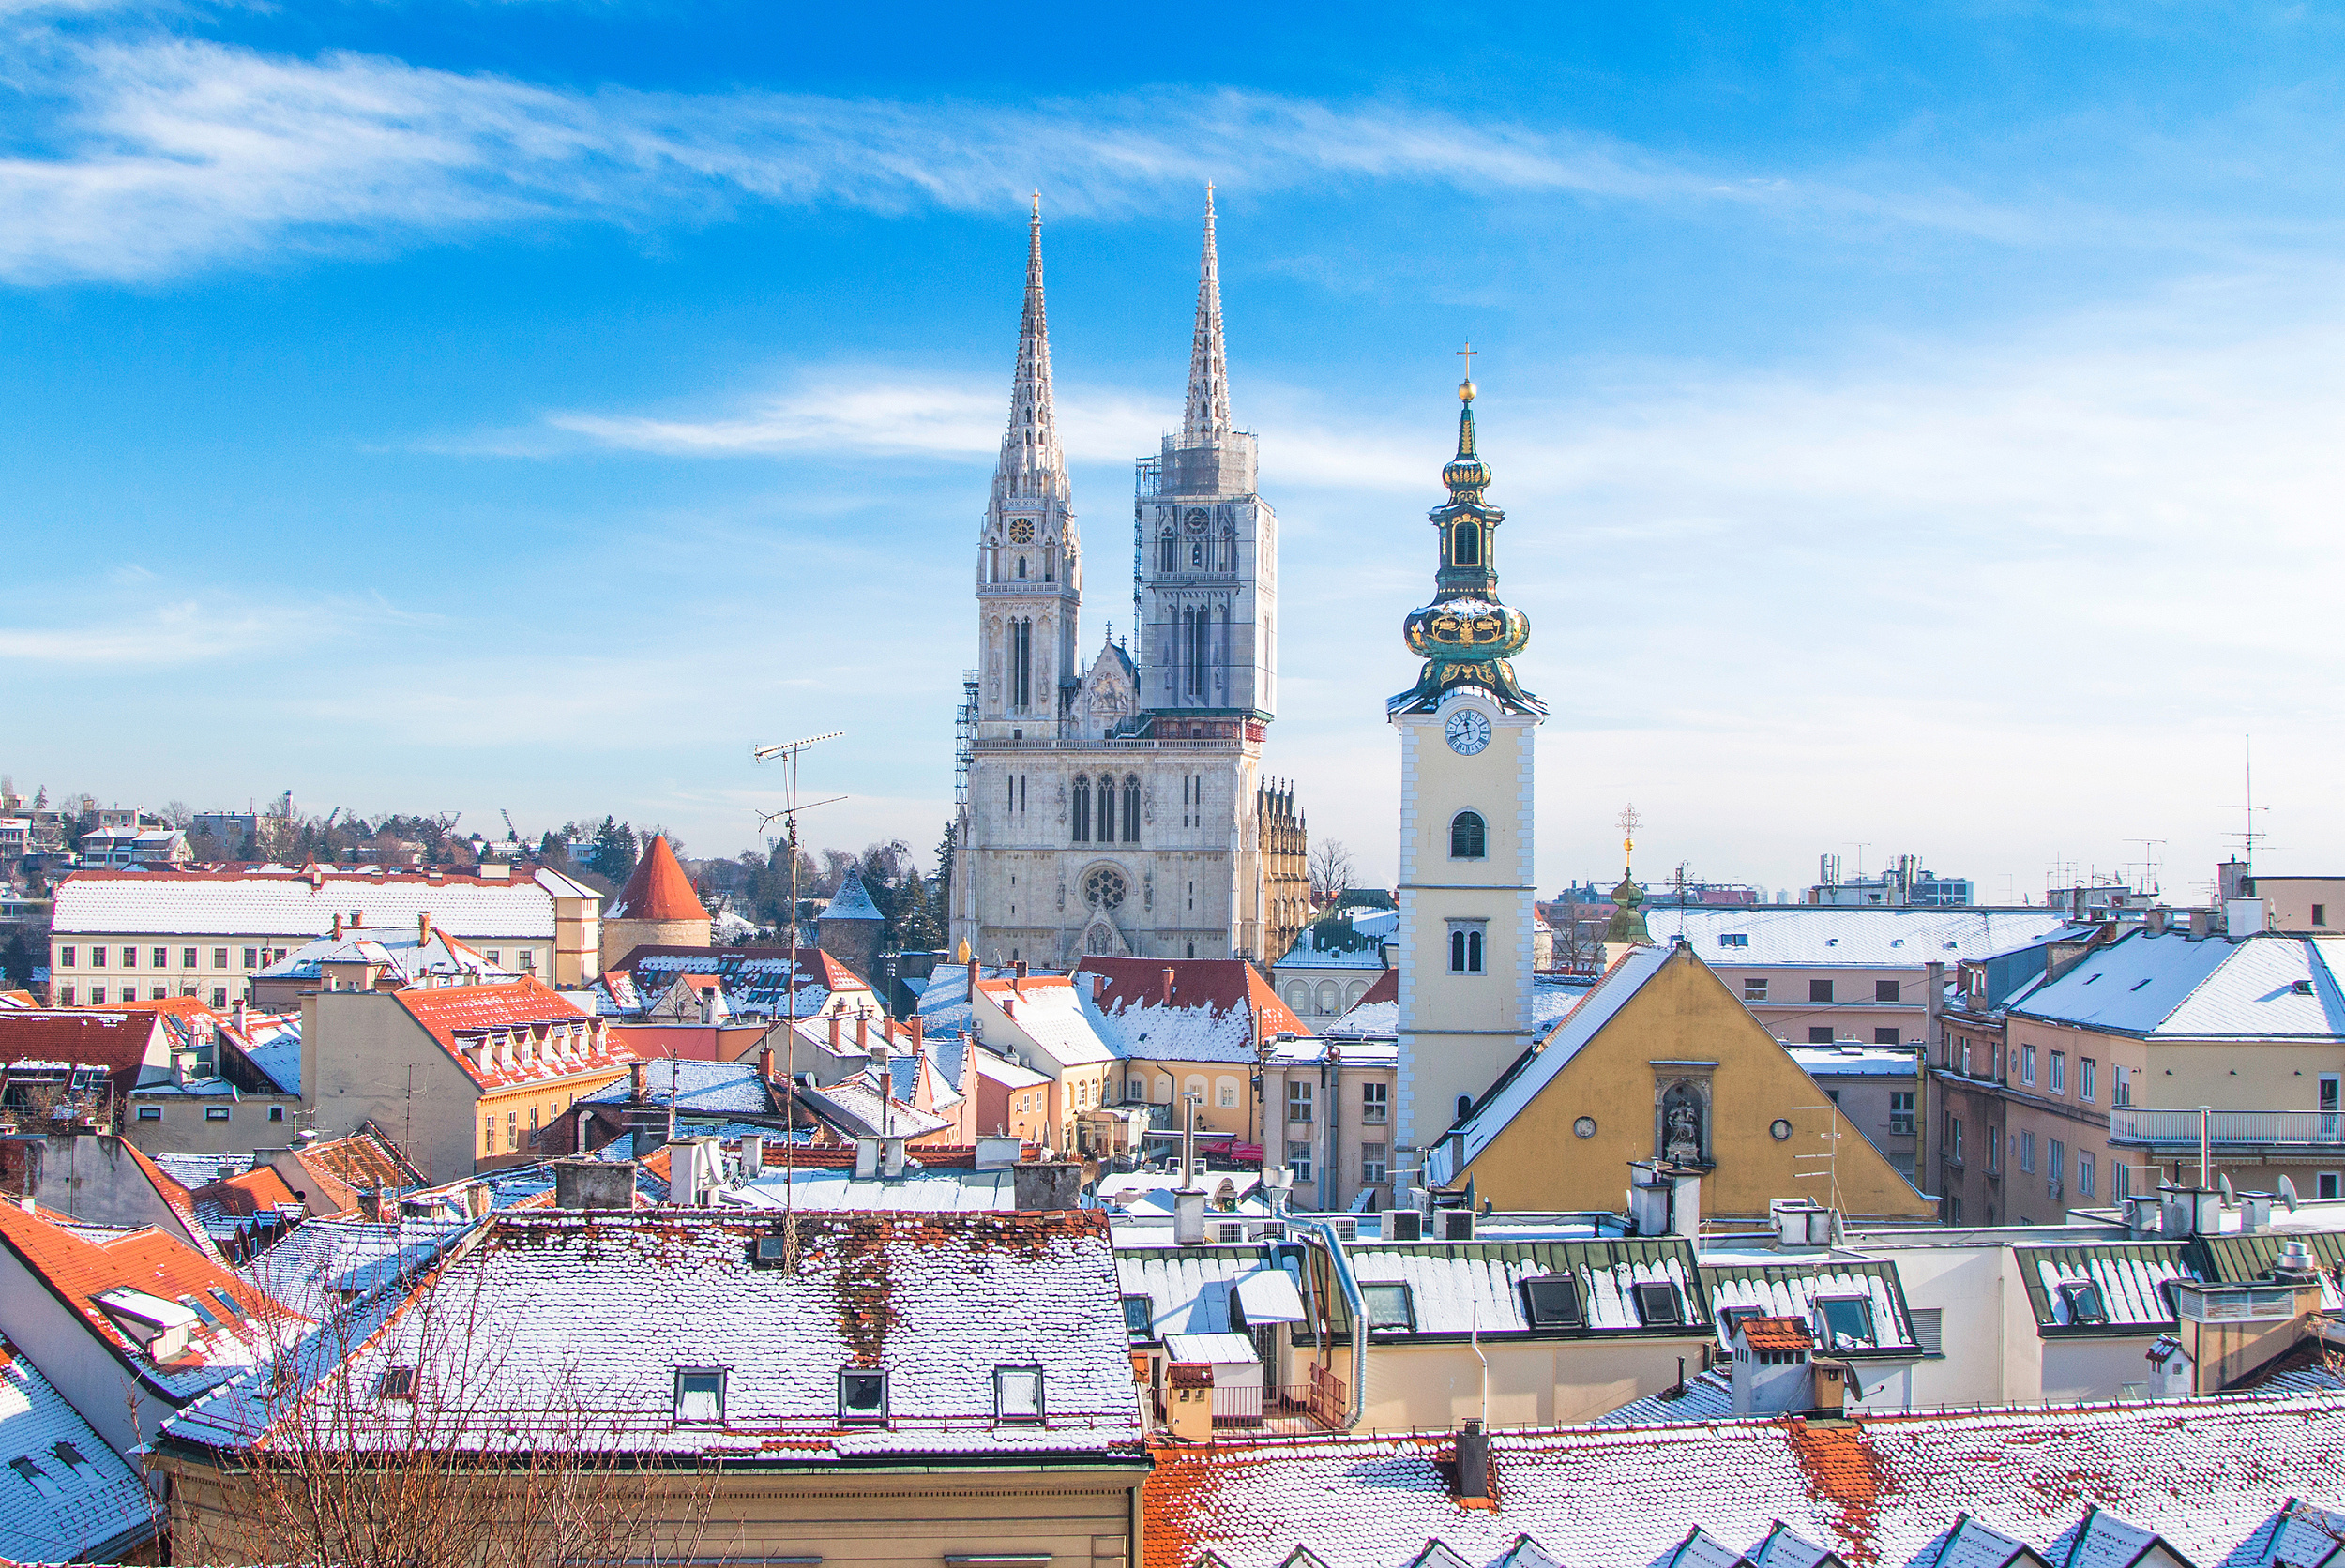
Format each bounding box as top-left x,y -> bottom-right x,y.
1424,940 -> 1934,1226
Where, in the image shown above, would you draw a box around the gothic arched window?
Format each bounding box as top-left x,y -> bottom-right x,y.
1097,774 -> 1117,841
1122,776 -> 1141,843
1158,530 -> 1177,574
1191,539 -> 1203,568
1450,811 -> 1487,859
1071,776 -> 1091,843
1012,619 -> 1032,709
1016,556 -> 1027,578
1453,522 -> 1480,566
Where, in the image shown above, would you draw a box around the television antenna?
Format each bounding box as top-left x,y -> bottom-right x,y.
2126,838 -> 2167,897
750,730 -> 845,1269
2221,733 -> 2269,869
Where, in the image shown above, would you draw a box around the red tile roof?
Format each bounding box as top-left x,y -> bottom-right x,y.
1357,967 -> 1399,1007
0,1009 -> 169,1098
391,978 -> 639,1092
1075,957 -> 1309,1038
1740,1316 -> 1814,1353
283,1128 -> 425,1214
609,835 -> 710,924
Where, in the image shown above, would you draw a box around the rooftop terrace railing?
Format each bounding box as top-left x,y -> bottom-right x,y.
2110,1108 -> 2345,1148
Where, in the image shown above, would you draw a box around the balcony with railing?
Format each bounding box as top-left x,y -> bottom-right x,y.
2110,1108 -> 2345,1152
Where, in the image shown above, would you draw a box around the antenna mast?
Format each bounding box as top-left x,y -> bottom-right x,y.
752,731 -> 845,1269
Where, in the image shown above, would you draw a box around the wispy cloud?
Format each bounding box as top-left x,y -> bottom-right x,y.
0,590 -> 428,665
0,21 -> 2020,285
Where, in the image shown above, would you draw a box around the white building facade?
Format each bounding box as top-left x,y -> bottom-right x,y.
953,195 -> 1297,969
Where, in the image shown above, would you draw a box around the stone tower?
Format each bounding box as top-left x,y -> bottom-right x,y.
1388,368 -> 1547,1168
598,834 -> 710,971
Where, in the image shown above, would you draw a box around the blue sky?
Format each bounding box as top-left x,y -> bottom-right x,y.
6,2 -> 2343,902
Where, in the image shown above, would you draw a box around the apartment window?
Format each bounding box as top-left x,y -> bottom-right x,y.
268,1106 -> 284,1122
1127,1076 -> 1144,1101
2114,1064 -> 2131,1108
1910,1307 -> 1944,1355
2020,1045 -> 2036,1087
485,950 -> 502,965
1361,1143 -> 1388,1184
2019,1130 -> 2035,1172
518,951 -> 536,972
994,1365 -> 1045,1423
1960,1043 -> 1973,1077
1744,977 -> 1768,1003
243,948 -> 259,968
181,947 -> 197,968
212,948 -> 228,969
1949,1118 -> 1963,1164
1447,921 -> 1486,974
92,946 -> 107,967
1287,1081 -> 1313,1123
57,986 -> 74,1004
1809,979 -> 1834,1004
1286,1140 -> 1313,1182
2321,1173 -> 2341,1200
2048,1138 -> 2065,1192
1808,1026 -> 1834,1045
2078,1151 -> 2095,1198
1816,1297 -> 1876,1348
1988,1126 -> 2002,1173
205,1107 -> 231,1122
57,947 -> 73,968
1361,1082 -> 1388,1123
2050,1051 -> 2066,1093
1361,1284 -> 1415,1331
507,1111 -> 519,1151
135,1105 -> 160,1121
90,987 -> 105,1004
151,987 -> 168,1001
152,947 -> 168,968
1946,1196 -> 1963,1224
120,947 -> 134,969
1875,980 -> 1899,1003
838,1370 -> 887,1424
1218,1080 -> 1237,1109
673,1368 -> 726,1425
1876,1028 -> 1901,1046
2318,904 -> 2329,927
484,1116 -> 496,1153
1890,1092 -> 1915,1135
2080,1059 -> 2096,1104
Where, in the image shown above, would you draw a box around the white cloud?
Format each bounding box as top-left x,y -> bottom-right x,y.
0,23 -> 2012,284
0,590 -> 425,666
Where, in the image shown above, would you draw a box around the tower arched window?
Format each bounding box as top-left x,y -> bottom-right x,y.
1017,556 -> 1027,579
1158,530 -> 1177,574
1122,776 -> 1141,843
1071,776 -> 1091,842
1191,539 -> 1204,568
1453,522 -> 1480,566
1012,619 -> 1032,710
1097,774 -> 1117,841
1450,811 -> 1487,860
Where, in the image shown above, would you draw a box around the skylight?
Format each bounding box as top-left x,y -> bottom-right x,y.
839,1370 -> 888,1425
1121,1295 -> 1155,1340
994,1365 -> 1045,1423
1816,1296 -> 1876,1347
1633,1281 -> 1685,1328
51,1442 -> 99,1483
673,1368 -> 727,1425
1521,1276 -> 1582,1330
2057,1281 -> 2109,1325
1361,1284 -> 1415,1332
8,1456 -> 60,1499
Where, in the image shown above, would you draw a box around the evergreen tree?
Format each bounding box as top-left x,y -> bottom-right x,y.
932,821 -> 956,934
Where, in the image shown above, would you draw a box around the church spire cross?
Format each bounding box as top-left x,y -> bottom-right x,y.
1182,185 -> 1233,447
994,193 -> 1068,505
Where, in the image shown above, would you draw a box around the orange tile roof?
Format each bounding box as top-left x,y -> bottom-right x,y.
609,835 -> 710,924
1740,1316 -> 1814,1353
0,1200 -> 299,1395
392,978 -> 639,1092
0,1009 -> 170,1098
295,1128 -> 423,1199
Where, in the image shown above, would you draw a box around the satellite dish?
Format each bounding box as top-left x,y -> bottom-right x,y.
2219,1172 -> 2237,1207
2280,1175 -> 2301,1213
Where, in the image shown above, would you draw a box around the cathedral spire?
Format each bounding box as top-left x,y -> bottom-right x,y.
995,193 -> 1068,505
1182,186 -> 1233,447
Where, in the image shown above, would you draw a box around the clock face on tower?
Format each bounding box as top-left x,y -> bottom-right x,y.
1007,519 -> 1036,544
1445,708 -> 1492,756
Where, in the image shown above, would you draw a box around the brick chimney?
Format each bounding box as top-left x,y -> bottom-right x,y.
908,1016 -> 924,1049
855,1014 -> 869,1049
417,911 -> 432,944
1013,959 -> 1028,982
1161,967 -> 1176,1005
628,1061 -> 648,1104
331,912 -> 343,939
828,1014 -> 841,1050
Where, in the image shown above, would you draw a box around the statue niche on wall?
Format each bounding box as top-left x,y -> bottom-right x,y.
1660,1079 -> 1707,1166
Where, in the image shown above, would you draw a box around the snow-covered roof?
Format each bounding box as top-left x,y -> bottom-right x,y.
575,1057 -> 777,1115
2009,930 -> 2345,1041
1143,1392 -> 2345,1568
1643,907 -> 2073,969
621,946 -> 867,1018
797,1075 -> 952,1140
2010,1243 -> 2194,1332
166,1211 -> 1144,1463
977,975 -> 1116,1067
256,926 -> 511,986
729,1166 -> 1018,1212
0,1334 -> 158,1562
1324,972 -> 1589,1044
1275,907 -> 1399,972
1698,1257 -> 1918,1353
1075,958 -> 1309,1063
1338,1237 -> 1708,1337
1114,1247 -> 1298,1341
51,867 -> 581,939
1787,1044 -> 1919,1077
390,979 -> 634,1093
818,867 -> 884,924
1594,1365 -> 1734,1425
240,1213 -> 473,1324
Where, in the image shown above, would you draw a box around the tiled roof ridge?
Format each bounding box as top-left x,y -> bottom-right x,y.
610,835 -> 710,924
59,865 -> 550,886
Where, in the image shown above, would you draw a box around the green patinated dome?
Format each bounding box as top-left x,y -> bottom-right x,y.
1606,873 -> 1651,945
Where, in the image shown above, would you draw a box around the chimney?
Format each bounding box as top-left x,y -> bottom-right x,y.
356,1186 -> 387,1223
759,1041 -> 776,1085
232,998 -> 247,1033
1174,1188 -> 1208,1245
741,1135 -> 764,1179
855,1138 -> 881,1180
1161,967 -> 1176,1005
1454,1419 -> 1490,1501
552,1158 -> 636,1211
2146,907 -> 2171,937
882,1136 -> 908,1179
331,912 -> 343,939
628,1061 -> 648,1105
464,1182 -> 492,1219
828,1013 -> 841,1050
417,911 -> 432,943
855,1014 -> 869,1050
908,1016 -> 924,1049
1090,972 -> 1106,1003
1013,959 -> 1028,982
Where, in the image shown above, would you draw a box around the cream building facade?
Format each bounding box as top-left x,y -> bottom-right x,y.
952,195 -> 1303,970
1389,375 -> 1546,1167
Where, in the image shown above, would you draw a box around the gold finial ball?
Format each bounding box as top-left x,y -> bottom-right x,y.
1459,378 -> 1477,403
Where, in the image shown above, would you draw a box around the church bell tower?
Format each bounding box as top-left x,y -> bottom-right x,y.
1389,361 -> 1547,1168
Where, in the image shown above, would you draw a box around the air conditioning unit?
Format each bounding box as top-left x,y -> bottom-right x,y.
1254,1220 -> 1287,1242
1442,1210 -> 1475,1242
1386,1210 -> 1424,1242
1325,1217 -> 1358,1243
1208,1220 -> 1246,1244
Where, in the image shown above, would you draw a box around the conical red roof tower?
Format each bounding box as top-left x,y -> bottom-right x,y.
610,835 -> 709,923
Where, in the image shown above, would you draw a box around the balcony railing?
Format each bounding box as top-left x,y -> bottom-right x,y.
2110,1109 -> 2345,1148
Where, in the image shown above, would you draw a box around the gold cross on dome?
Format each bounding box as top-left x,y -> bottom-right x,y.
1457,342 -> 1476,370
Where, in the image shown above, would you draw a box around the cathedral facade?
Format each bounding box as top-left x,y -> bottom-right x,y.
951,196 -> 1307,970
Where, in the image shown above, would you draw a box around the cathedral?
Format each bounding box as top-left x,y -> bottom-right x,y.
949,195 -> 1308,970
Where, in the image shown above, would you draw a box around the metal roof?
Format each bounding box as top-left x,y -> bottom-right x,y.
1644,907 -> 2072,970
